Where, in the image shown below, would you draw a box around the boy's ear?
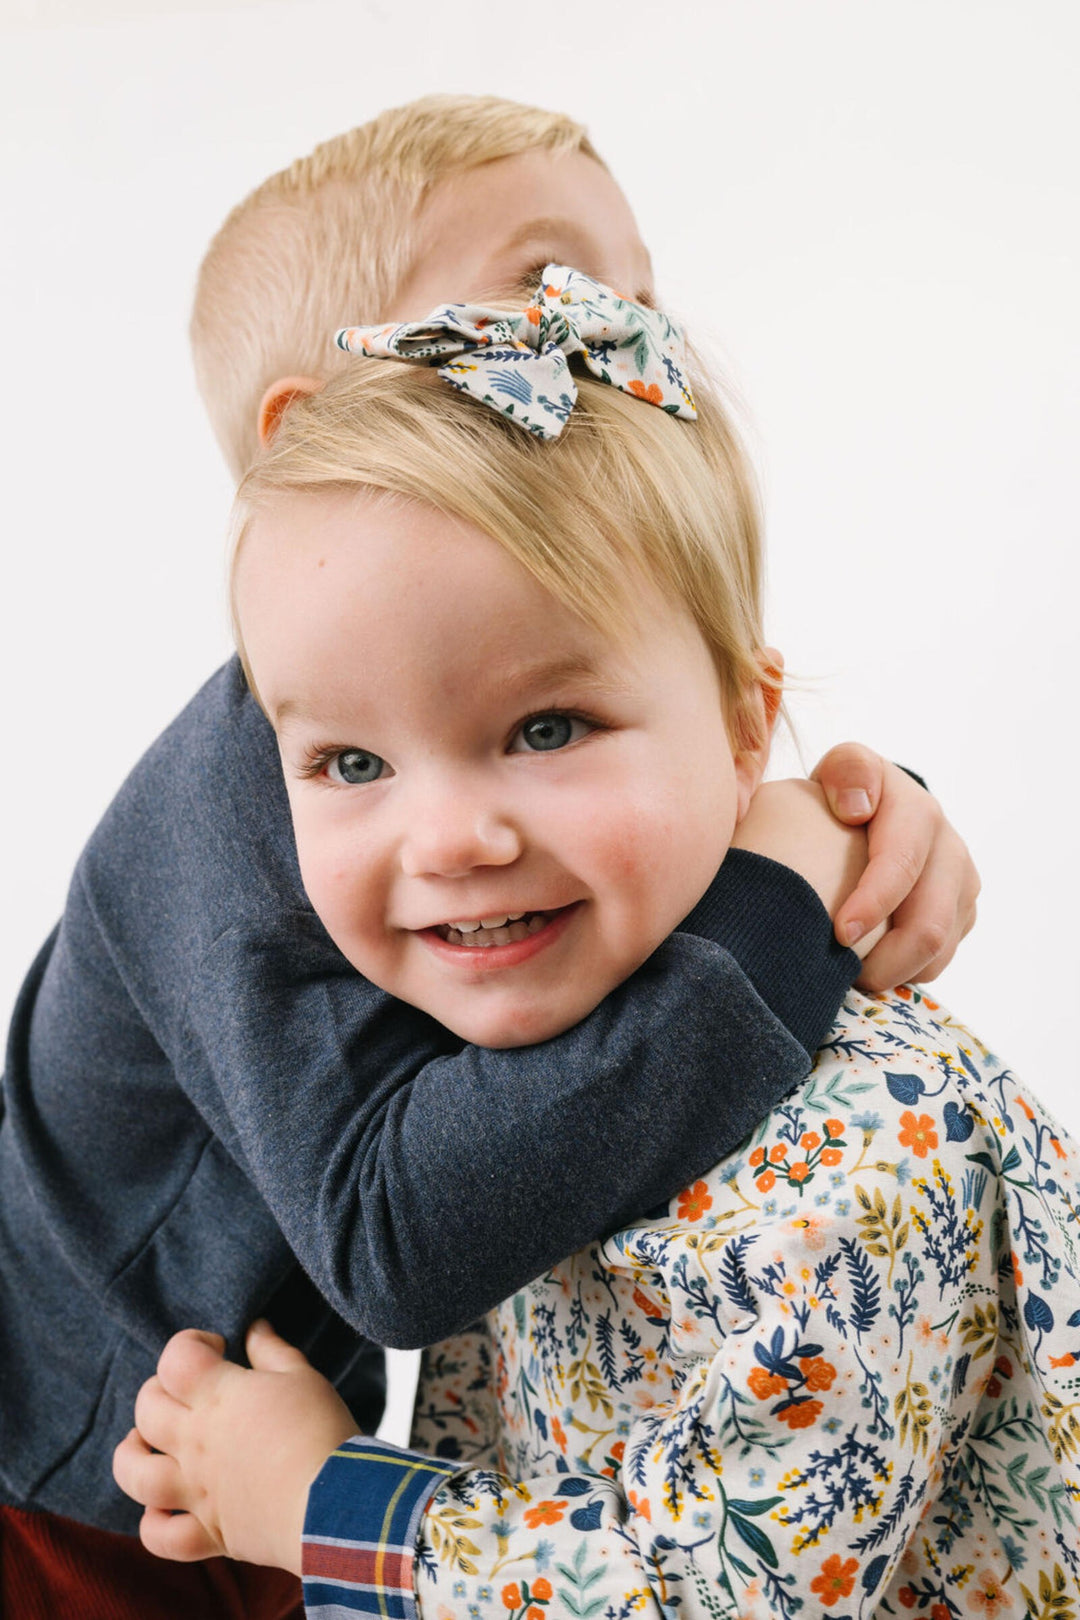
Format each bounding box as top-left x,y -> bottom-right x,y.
257,376 -> 325,446
733,647 -> 784,822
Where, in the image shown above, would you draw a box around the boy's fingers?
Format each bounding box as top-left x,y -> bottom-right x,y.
856,828 -> 978,992
246,1317 -> 314,1373
833,769 -> 938,946
133,1375 -> 187,1454
812,742 -> 886,825
112,1427 -> 189,1511
157,1328 -> 228,1404
139,1506 -> 222,1563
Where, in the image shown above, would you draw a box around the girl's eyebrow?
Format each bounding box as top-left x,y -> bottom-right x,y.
496,651 -> 632,699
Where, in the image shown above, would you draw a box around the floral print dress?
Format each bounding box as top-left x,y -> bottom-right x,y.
411,991 -> 1080,1619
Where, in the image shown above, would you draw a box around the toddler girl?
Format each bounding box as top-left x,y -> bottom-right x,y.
116,269 -> 1080,1617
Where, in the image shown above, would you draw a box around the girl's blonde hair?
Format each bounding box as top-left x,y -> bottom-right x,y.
192,94 -> 601,479
234,355 -> 772,747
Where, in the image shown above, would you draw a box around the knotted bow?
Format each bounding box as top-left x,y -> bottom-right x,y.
334,264 -> 696,440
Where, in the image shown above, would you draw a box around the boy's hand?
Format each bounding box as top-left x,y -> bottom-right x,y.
812,743 -> 979,992
112,1320 -> 357,1575
733,780 -> 888,961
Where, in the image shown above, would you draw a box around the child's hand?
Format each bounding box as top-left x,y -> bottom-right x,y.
811,743 -> 979,991
112,1319 -> 358,1575
733,780 -> 888,963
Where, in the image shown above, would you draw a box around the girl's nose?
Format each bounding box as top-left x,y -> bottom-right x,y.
399,788 -> 523,879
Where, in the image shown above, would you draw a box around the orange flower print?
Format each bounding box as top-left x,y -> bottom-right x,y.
678,1180 -> 714,1221
502,1586 -> 522,1610
526,306 -> 541,325
1011,1250 -> 1024,1288
810,1554 -> 858,1606
755,1169 -> 776,1193
550,1415 -> 568,1454
824,1118 -> 844,1138
1050,1352 -> 1076,1368
777,1398 -> 823,1429
749,1146 -> 766,1168
898,1110 -> 938,1157
633,1285 -> 666,1321
770,1144 -> 788,1164
748,1366 -> 787,1400
523,1500 -> 566,1529
628,1490 -> 651,1521
820,1147 -> 843,1166
525,1608 -> 545,1620
788,1162 -> 811,1183
531,1580 -> 553,1603
932,1606 -> 951,1620
799,1355 -> 837,1391
627,380 -> 663,404
1052,1136 -> 1067,1160
800,1131 -> 822,1150
610,1440 -> 625,1461
969,1569 -> 1009,1615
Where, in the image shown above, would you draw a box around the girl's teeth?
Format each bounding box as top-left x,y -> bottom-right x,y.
442,911 -> 550,946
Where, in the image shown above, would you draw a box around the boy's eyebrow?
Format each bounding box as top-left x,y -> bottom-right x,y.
497,219 -> 655,303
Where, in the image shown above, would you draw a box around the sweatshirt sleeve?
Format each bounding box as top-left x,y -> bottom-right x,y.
180,848 -> 858,1349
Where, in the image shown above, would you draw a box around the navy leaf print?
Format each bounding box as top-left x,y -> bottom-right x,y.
943,1101 -> 975,1141
556,1478 -> 593,1496
569,1500 -> 604,1531
887,1073 -> 925,1106
1024,1293 -> 1055,1333
862,1554 -> 889,1593
840,1236 -> 881,1336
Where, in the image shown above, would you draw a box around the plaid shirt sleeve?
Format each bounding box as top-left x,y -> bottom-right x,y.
302,1435 -> 456,1619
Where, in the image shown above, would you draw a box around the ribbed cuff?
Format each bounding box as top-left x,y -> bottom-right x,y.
677,848 -> 860,1057
302,1435 -> 456,1619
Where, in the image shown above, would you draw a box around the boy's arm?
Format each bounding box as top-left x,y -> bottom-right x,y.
13,661 -> 859,1379
185,843 -> 859,1350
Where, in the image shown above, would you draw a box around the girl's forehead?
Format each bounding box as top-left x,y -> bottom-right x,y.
238,488 -> 715,723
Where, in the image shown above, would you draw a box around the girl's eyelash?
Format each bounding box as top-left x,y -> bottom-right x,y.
509,707 -> 608,744
297,747 -> 346,780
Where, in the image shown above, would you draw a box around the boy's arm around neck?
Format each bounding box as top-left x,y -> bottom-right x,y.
9,661 -> 860,1364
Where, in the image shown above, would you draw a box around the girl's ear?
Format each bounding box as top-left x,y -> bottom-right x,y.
733,647 -> 784,822
257,376 -> 325,446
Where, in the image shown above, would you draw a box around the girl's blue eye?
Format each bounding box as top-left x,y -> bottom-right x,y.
510,713 -> 591,753
328,749 -> 387,785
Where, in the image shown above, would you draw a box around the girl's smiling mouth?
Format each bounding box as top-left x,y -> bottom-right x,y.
417,903 -> 580,969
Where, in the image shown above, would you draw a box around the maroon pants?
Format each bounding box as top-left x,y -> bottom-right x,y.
0,1505 -> 303,1619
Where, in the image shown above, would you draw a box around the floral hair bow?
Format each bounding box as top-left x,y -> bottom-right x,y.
334,264 -> 696,440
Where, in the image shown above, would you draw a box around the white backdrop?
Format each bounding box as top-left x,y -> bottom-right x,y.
2,0 -> 1078,1440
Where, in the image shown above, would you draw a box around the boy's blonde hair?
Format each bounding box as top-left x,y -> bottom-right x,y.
235,359 -> 772,747
192,94 -> 601,478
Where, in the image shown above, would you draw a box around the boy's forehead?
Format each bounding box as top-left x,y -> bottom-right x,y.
389,149 -> 655,317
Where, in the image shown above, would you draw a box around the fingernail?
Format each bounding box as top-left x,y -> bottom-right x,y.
839,920 -> 864,947
250,1318 -> 270,1334
838,789 -> 872,818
